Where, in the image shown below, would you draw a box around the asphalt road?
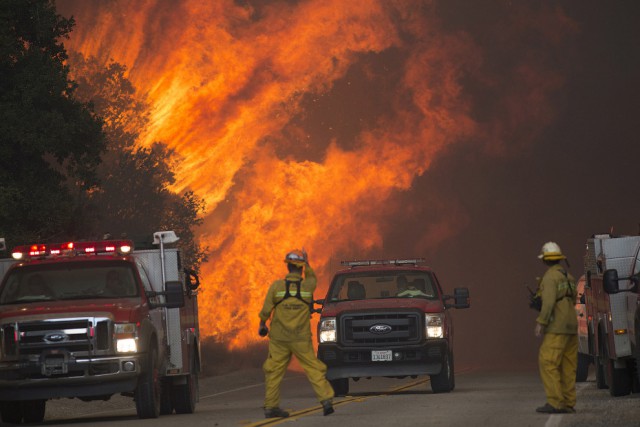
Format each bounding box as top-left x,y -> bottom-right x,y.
33,367 -> 640,427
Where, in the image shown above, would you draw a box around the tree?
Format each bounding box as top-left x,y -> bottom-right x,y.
68,53 -> 208,271
0,0 -> 105,245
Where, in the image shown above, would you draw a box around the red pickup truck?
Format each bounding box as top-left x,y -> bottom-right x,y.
316,259 -> 470,396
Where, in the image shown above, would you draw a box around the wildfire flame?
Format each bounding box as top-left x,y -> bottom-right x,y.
58,0 -> 573,347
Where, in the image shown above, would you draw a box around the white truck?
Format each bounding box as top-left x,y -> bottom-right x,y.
583,234 -> 640,396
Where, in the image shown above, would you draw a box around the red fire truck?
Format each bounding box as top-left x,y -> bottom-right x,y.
583,234 -> 640,396
0,231 -> 201,423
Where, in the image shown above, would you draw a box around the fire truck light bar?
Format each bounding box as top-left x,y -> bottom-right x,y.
341,258 -> 426,267
11,239 -> 134,260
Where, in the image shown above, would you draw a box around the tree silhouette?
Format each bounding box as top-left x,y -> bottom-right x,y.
0,0 -> 105,245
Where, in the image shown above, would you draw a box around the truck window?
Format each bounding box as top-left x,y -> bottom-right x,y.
0,261 -> 139,304
328,272 -> 438,302
135,261 -> 153,291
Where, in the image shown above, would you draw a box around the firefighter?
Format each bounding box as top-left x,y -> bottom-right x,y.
258,249 -> 335,418
534,242 -> 578,414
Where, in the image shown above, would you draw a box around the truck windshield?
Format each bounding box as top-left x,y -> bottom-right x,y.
327,272 -> 438,302
0,261 -> 139,305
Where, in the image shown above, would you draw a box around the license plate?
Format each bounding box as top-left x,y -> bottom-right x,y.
371,350 -> 392,361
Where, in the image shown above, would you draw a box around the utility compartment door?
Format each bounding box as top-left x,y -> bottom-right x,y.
133,249 -> 184,371
594,236 -> 640,358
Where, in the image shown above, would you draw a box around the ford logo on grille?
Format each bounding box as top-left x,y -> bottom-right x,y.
44,332 -> 67,343
369,324 -> 392,334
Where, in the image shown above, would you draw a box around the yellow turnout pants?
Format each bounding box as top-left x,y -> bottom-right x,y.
263,338 -> 334,409
538,333 -> 578,409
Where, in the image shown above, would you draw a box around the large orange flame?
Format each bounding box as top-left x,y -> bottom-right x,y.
58,0 -> 572,347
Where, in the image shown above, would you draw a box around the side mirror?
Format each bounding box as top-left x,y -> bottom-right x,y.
164,281 -> 185,308
311,299 -> 325,314
603,269 -> 620,294
444,288 -> 470,309
603,269 -> 639,294
184,268 -> 200,291
453,287 -> 470,308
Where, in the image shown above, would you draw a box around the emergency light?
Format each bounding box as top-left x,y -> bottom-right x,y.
11,239 -> 134,260
341,258 -> 426,267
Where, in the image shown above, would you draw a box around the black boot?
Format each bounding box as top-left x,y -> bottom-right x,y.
535,403 -> 565,414
264,407 -> 290,418
321,400 -> 334,416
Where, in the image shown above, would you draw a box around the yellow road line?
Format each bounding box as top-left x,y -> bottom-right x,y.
243,378 -> 429,426
243,368 -> 474,426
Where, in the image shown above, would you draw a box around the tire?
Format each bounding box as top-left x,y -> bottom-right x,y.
636,331 -> 640,392
632,360 -> 640,394
22,400 -> 46,423
430,352 -> 453,393
576,353 -> 591,382
172,353 -> 199,414
596,354 -> 608,389
0,401 -> 22,424
595,330 -> 608,389
449,352 -> 456,391
330,378 -> 349,397
160,378 -> 173,415
135,348 -> 161,419
604,339 -> 632,397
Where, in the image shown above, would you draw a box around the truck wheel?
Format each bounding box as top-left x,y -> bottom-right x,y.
449,352 -> 456,391
595,353 -> 608,389
604,340 -> 631,396
636,331 -> 640,392
135,348 -> 161,418
172,353 -> 199,414
0,401 -> 22,424
595,330 -> 608,389
22,400 -> 46,423
576,353 -> 591,382
430,352 -> 453,393
160,378 -> 173,415
330,378 -> 349,396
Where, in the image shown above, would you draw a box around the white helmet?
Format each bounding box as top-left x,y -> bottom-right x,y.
538,241 -> 566,261
284,249 -> 306,266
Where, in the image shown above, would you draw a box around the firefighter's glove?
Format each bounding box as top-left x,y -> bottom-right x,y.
529,294 -> 542,312
301,248 -> 309,266
258,321 -> 269,337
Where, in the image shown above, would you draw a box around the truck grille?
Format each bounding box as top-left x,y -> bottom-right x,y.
340,311 -> 422,346
1,317 -> 111,359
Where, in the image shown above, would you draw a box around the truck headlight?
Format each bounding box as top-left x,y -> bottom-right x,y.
319,317 -> 337,343
425,314 -> 444,339
115,323 -> 138,353
117,338 -> 138,353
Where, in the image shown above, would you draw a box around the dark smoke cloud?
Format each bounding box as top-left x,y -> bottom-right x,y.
361,1 -> 640,369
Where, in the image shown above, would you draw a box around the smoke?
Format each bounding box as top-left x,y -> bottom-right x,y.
57,0 -> 640,368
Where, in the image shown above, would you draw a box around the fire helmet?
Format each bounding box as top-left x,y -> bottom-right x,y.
284,249 -> 306,266
537,242 -> 566,261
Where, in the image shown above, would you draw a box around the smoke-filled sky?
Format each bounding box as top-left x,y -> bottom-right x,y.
57,0 -> 640,368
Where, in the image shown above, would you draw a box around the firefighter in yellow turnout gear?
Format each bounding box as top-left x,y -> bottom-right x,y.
258,249 -> 335,418
534,242 -> 578,414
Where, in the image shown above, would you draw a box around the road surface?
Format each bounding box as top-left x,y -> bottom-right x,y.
34,367 -> 640,426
